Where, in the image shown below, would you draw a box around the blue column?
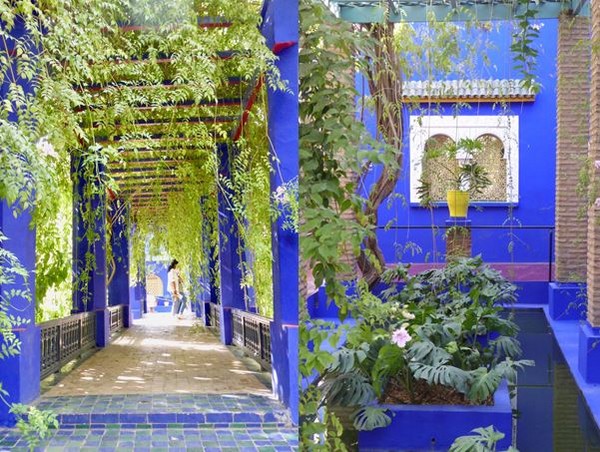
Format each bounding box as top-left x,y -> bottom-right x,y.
199,199 -> 215,324
0,203 -> 40,426
0,16 -> 40,425
217,144 -> 245,344
202,250 -> 219,326
72,158 -> 109,347
91,192 -> 110,347
72,156 -> 87,314
262,0 -> 299,423
108,202 -> 131,327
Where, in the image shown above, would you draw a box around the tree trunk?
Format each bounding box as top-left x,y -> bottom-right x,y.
358,23 -> 405,287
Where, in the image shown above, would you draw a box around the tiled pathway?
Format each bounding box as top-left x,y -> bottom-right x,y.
44,313 -> 270,396
0,313 -> 298,451
0,425 -> 298,451
34,393 -> 291,427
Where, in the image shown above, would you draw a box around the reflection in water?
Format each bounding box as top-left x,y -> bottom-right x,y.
515,309 -> 600,452
554,365 -> 600,451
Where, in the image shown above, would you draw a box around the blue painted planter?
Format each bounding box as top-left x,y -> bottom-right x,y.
358,382 -> 512,451
548,282 -> 587,321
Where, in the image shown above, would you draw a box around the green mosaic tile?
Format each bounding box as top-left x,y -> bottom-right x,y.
0,423 -> 299,450
135,424 -> 152,429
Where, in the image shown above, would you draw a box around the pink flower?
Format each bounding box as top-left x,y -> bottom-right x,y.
391,327 -> 412,348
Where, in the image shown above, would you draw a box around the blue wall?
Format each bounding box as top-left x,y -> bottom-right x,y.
361,20 -> 558,266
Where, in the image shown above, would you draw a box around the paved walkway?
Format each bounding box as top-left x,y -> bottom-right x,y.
0,313 -> 298,451
0,425 -> 298,451
44,313 -> 271,397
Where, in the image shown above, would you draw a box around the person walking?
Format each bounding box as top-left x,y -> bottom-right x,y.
167,259 -> 184,320
176,270 -> 187,317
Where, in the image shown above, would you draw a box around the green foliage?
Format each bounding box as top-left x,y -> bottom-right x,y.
9,404 -> 59,452
450,425 -> 519,452
299,1 -> 500,446
380,257 -> 534,403
0,0 -> 283,319
299,0 -> 378,311
299,1 -> 543,449
0,232 -> 30,360
307,258 -> 532,443
225,97 -> 275,317
300,383 -> 349,452
272,178 -> 299,233
0,3 -> 280,448
299,319 -> 355,450
299,2 -> 388,442
510,0 -> 541,93
352,405 -> 392,432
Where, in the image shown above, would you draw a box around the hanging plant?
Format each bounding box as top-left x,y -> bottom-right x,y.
0,0 -> 285,321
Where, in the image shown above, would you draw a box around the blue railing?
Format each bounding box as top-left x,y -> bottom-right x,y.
39,304 -> 127,380
39,311 -> 96,379
231,308 -> 272,371
207,302 -> 221,331
108,304 -> 126,335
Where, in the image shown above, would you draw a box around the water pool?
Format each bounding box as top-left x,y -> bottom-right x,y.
515,309 -> 600,451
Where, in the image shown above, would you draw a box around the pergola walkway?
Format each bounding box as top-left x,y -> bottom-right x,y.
0,314 -> 298,451
43,313 -> 270,396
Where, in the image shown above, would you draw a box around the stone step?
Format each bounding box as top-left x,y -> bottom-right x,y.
0,424 -> 299,451
54,414 -> 289,428
35,393 -> 293,428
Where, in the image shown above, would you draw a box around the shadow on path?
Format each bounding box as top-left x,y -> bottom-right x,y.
0,313 -> 298,451
44,313 -> 271,397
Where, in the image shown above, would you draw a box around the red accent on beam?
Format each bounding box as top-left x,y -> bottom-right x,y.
107,188 -> 117,201
232,77 -> 263,141
273,41 -> 296,55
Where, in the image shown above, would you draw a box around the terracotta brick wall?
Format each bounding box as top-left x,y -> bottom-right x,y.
588,3 -> 600,325
446,227 -> 472,260
555,14 -> 590,282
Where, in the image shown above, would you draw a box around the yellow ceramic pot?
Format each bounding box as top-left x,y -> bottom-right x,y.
446,190 -> 469,218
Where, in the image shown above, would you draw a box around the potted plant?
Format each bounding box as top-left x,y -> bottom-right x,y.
315,258 -> 533,450
419,137 -> 492,217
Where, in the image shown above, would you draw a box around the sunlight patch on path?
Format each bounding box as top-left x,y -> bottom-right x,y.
43,313 -> 271,397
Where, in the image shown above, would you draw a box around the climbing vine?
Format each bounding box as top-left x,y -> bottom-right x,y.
299,1 -> 380,448
299,0 -> 540,448
226,92 -> 275,317
0,0 -> 284,320
0,2 -> 285,445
